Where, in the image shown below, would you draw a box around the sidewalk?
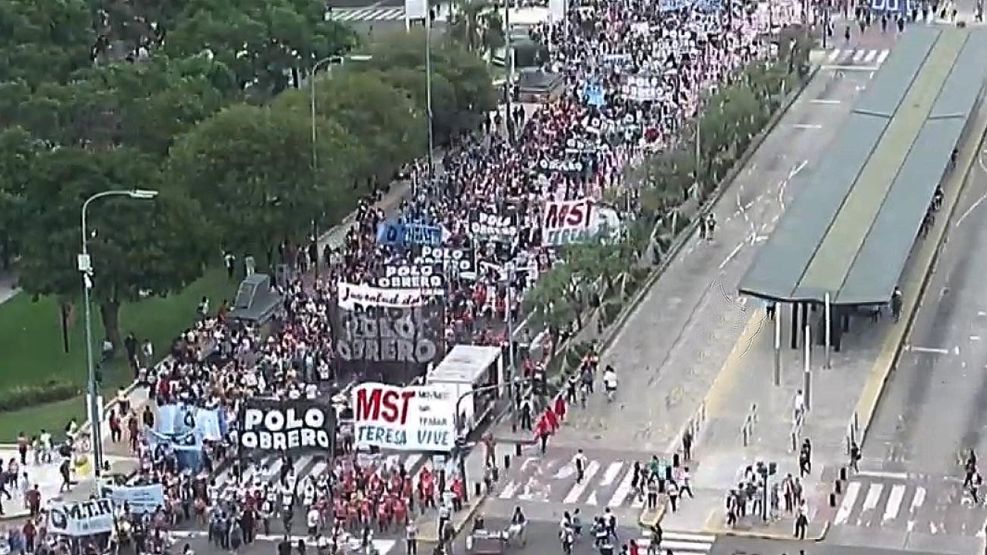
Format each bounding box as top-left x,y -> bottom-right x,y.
415,447 -> 488,551
660,76 -> 987,540
0,271 -> 18,304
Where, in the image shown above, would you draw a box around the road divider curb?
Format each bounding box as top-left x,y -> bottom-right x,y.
703,520 -> 831,542
417,493 -> 489,550
639,500 -> 668,528
850,95 -> 987,452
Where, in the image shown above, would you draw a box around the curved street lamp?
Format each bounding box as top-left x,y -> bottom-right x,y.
79,189 -> 158,481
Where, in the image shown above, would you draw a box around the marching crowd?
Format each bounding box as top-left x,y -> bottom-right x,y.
3,0 -> 803,552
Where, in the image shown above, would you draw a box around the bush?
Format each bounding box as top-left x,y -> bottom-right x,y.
0,379 -> 78,412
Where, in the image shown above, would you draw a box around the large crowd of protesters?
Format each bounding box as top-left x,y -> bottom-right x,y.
3,0 -> 801,553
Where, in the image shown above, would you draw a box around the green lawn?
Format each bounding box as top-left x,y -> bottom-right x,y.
0,268 -> 235,440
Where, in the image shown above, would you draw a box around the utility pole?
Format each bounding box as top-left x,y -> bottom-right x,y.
425,0 -> 436,178
503,0 -> 515,144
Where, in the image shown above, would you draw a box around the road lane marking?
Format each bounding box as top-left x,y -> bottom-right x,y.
834,481 -> 861,525
827,49 -> 842,62
857,470 -> 909,480
883,484 -> 907,522
600,462 -> 623,486
956,191 -> 987,227
608,465 -> 636,507
862,483 -> 884,513
719,242 -> 744,270
876,51 -> 890,64
793,123 -> 823,129
499,480 -> 519,498
810,98 -> 842,104
821,64 -> 881,71
853,50 -> 867,63
906,346 -> 949,354
563,460 -> 600,503
910,486 -> 927,513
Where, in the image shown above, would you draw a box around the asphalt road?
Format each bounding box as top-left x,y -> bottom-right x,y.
824,138 -> 987,554
487,65 -> 876,527
711,535 -> 946,555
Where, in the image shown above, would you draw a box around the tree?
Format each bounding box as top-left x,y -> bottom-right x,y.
0,126 -> 37,270
363,30 -> 496,143
0,0 -> 96,86
167,103 -> 366,260
17,147 -> 215,346
523,264 -> 579,343
274,69 -> 425,185
161,0 -> 358,97
10,57 -> 231,156
447,0 -> 504,58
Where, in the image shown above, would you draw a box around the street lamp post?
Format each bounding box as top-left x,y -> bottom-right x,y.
425,0 -> 436,178
78,189 -> 158,482
309,54 -> 372,277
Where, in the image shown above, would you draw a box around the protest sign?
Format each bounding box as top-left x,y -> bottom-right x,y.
377,220 -> 443,247
101,484 -> 165,514
352,383 -> 456,452
470,212 -> 519,241
376,263 -> 445,293
333,305 -> 442,367
414,245 -> 476,280
49,500 -> 115,536
543,202 -> 622,246
238,399 -> 336,454
337,282 -> 426,310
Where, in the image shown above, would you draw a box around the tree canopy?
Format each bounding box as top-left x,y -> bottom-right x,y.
0,0 -> 496,345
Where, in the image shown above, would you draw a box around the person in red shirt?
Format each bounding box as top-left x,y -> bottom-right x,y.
22,519 -> 36,553
554,395 -> 567,423
535,415 -> 550,454
544,407 -> 559,434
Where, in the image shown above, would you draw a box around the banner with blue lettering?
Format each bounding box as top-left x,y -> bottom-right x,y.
377,220 -> 442,247
101,484 -> 165,514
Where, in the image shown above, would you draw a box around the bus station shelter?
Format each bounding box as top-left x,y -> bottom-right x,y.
738,27 -> 987,376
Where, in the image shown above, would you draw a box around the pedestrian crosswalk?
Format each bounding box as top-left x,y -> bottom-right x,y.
637,532 -> 716,553
495,448 -> 671,510
832,471 -> 987,536
171,530 -> 397,552
327,6 -> 450,23
329,7 -> 406,22
821,48 -> 891,69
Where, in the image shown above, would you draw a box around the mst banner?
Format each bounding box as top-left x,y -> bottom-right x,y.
332,301 -> 445,384
353,383 -> 456,452
238,399 -> 336,455
49,499 -> 115,536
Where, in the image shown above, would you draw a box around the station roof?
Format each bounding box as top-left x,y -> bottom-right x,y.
738,27 -> 987,305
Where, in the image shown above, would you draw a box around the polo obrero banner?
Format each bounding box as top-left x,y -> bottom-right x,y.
238,398 -> 336,455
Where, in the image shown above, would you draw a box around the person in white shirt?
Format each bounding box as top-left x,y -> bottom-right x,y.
306,506 -> 320,537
